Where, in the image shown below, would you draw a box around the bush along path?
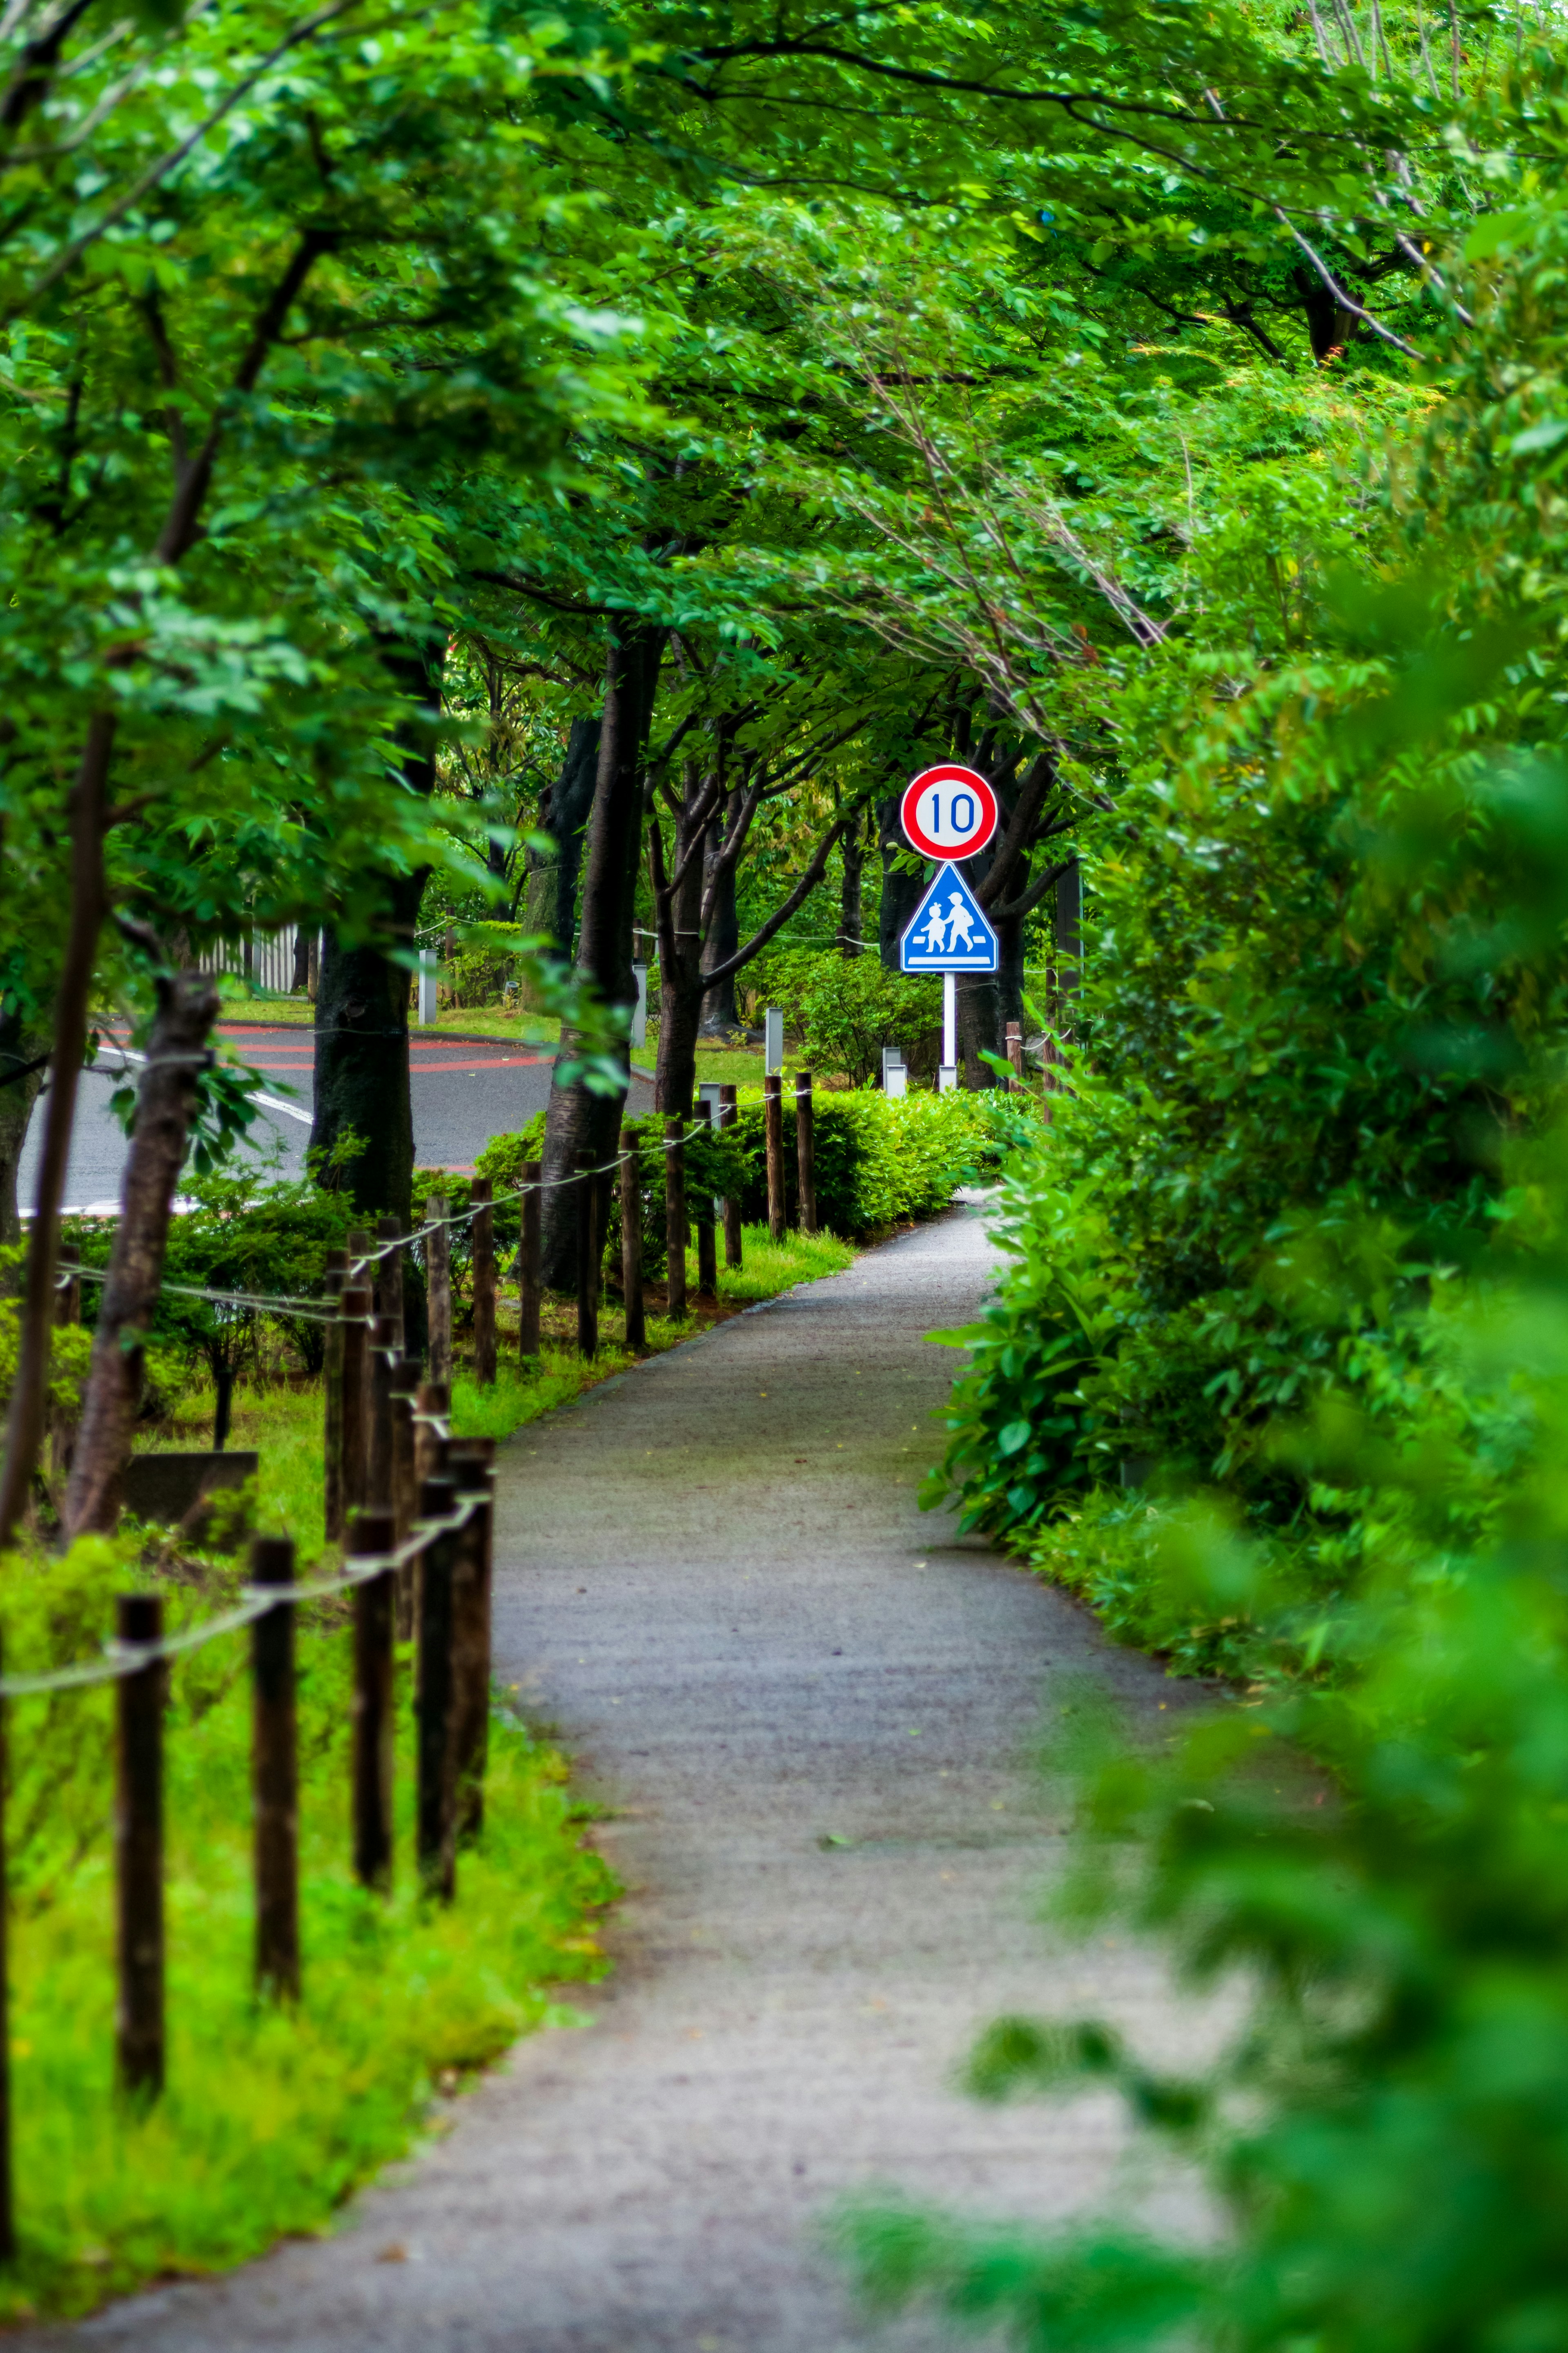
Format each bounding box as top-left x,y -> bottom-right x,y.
24,1204 -> 1210,2353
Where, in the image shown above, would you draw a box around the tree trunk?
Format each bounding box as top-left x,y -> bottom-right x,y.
653,756 -> 715,1116
0,712 -> 112,1546
310,646 -> 443,1229
878,794 -> 924,971
956,971 -> 1002,1089
840,818 -> 866,957
540,623 -> 662,1290
519,716 -> 600,1007
0,1003 -> 46,1258
698,793 -> 741,1036
65,967 -> 220,1537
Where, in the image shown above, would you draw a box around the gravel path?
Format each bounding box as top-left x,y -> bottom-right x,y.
49,1204 -> 1201,2353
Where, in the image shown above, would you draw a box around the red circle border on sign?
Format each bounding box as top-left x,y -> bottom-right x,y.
900,765 -> 999,861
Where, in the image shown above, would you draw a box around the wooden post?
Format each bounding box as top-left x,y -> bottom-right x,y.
719,1084 -> 742,1271
368,1312 -> 397,1511
416,1474 -> 459,1901
351,1510 -> 396,1891
425,1195 -> 452,1386
416,1377 -> 450,1492
664,1117 -> 688,1318
449,1442 -> 494,1842
764,1072 -> 786,1242
55,1242 -> 80,1327
251,1536 -> 299,2003
340,1285 -> 370,1525
576,1151 -> 599,1358
0,1635 -> 13,2263
517,1162 -> 542,1359
390,1357 -> 419,1639
116,1593 -> 164,2099
619,1129 -> 646,1348
323,1246 -> 347,1542
50,1242 -> 82,1482
1005,1020 -> 1025,1090
470,1177 -> 496,1386
795,1069 -> 817,1236
374,1213 -> 404,1345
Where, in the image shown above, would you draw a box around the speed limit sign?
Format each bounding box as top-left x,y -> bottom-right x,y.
900,765 -> 999,862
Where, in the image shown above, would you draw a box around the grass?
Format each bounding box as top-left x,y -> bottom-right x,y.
210,996 -> 567,1047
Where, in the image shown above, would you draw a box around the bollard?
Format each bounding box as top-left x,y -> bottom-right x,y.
517,1161 -> 542,1359
368,1312 -> 398,1512
576,1151 -> 599,1358
795,1069 -> 817,1236
416,1475 -> 459,1900
116,1593 -> 165,2098
0,1636 -> 12,2261
764,1072 -> 786,1242
340,1285 -> 371,1523
719,1084 -> 742,1270
323,1246 -> 348,1541
449,1443 -> 494,1842
619,1129 -> 646,1349
350,1510 -> 396,1892
251,1537 -> 299,2002
426,1195 -> 452,1385
664,1117 -> 688,1318
470,1177 -> 496,1386
374,1213 -> 405,1346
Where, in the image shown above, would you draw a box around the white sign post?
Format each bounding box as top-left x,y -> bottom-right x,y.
897,765 -> 1000,1092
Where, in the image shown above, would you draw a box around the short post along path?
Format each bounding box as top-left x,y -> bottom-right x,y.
40,1208 -> 1197,2353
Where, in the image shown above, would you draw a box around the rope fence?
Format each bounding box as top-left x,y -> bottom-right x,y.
0,1082 -> 829,2256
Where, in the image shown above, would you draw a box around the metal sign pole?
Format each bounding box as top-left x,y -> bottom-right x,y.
940,972 -> 958,1092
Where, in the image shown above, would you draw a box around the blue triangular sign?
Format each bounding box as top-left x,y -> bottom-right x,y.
900,868 -> 999,972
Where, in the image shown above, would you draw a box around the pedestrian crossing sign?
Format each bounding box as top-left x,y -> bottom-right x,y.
899,867 -> 999,973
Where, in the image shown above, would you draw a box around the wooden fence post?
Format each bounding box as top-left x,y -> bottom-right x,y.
0,1635 -> 13,2262
449,1443 -> 494,1842
116,1593 -> 164,2099
426,1195 -> 452,1386
719,1084 -> 742,1270
764,1072 -> 786,1242
416,1474 -> 459,1901
374,1213 -> 404,1344
577,1151 -> 599,1358
470,1178 -> 496,1386
350,1510 -> 396,1892
251,1535 -> 299,2003
619,1129 -> 645,1349
368,1312 -> 397,1511
795,1069 -> 817,1236
1005,1020 -> 1024,1090
340,1285 -> 370,1525
323,1245 -> 347,1542
664,1117 -> 688,1318
416,1377 -> 450,1492
390,1357 -> 419,1639
517,1162 -> 541,1359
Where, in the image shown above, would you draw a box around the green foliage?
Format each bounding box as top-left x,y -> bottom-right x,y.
850,146 -> 1568,2353
749,950 -> 941,1084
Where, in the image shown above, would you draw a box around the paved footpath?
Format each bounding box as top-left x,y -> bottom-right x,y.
48,1207 -> 1202,2353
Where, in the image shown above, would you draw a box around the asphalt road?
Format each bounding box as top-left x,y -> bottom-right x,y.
18,1026 -> 655,1213
34,1207 -> 1212,2353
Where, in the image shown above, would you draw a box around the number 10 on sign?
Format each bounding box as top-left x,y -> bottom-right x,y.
900,765 -> 999,862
